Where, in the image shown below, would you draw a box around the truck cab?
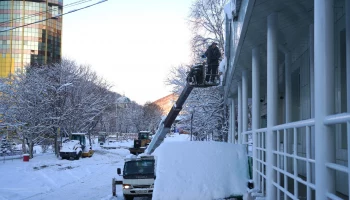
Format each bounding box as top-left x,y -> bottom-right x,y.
117,155 -> 155,200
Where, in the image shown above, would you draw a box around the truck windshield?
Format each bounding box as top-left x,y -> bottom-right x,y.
71,135 -> 85,145
124,160 -> 154,175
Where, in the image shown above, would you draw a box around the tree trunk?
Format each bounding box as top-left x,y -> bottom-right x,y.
88,132 -> 92,147
22,136 -> 26,154
29,142 -> 34,158
56,127 -> 60,158
54,128 -> 58,157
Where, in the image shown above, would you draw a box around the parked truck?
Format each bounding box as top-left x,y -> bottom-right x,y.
129,131 -> 151,155
60,133 -> 94,160
114,155 -> 155,200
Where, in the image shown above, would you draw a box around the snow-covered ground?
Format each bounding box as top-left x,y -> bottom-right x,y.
0,134 -> 249,200
0,140 -> 133,200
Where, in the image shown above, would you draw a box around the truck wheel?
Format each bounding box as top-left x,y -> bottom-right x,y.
123,195 -> 133,200
75,151 -> 82,160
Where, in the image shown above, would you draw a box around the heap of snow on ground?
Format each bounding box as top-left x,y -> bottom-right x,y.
164,133 -> 190,142
152,141 -> 248,200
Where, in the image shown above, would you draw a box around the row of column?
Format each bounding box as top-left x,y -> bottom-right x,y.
227,0 -> 346,198
347,0 -> 350,195
226,12 -> 283,197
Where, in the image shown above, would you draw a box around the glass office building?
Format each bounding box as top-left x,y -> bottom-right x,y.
0,0 -> 62,77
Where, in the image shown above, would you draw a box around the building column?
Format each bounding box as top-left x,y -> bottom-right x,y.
231,99 -> 236,143
252,47 -> 260,186
228,100 -> 232,143
228,98 -> 234,143
242,69 -> 248,142
266,12 -> 278,199
346,0 -> 350,194
238,83 -> 242,144
284,50 -> 294,177
314,0 -> 335,199
309,24 -> 316,185
285,52 -> 291,124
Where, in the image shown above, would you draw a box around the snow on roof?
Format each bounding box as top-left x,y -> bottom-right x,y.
139,131 -> 151,133
71,132 -> 86,135
152,141 -> 248,200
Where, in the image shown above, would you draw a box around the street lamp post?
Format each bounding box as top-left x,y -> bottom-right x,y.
190,108 -> 195,141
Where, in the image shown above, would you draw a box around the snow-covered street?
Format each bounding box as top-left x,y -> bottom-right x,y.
1,134 -> 249,200
0,148 -> 134,200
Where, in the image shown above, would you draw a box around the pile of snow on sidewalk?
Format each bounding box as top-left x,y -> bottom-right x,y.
152,141 -> 248,200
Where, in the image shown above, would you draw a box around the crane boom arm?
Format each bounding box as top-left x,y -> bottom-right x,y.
145,84 -> 193,154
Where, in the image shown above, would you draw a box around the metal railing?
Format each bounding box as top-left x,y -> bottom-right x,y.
323,112 -> 350,199
241,113 -> 350,199
242,119 -> 316,199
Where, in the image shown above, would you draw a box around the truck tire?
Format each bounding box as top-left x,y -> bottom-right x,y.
75,151 -> 82,160
123,195 -> 133,200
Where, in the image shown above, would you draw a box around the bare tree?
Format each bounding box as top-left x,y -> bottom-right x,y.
115,101 -> 162,135
0,59 -> 115,157
120,102 -> 143,133
142,102 -> 163,133
188,0 -> 228,61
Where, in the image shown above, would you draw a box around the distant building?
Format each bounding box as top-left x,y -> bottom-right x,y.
0,0 -> 62,77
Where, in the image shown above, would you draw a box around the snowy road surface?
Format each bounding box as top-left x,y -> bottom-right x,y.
0,148 -> 150,200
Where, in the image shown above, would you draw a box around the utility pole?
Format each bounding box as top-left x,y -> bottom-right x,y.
190,109 -> 195,141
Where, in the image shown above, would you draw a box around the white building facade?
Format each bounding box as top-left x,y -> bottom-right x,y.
223,0 -> 349,199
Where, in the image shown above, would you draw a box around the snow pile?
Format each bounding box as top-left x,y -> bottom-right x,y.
101,141 -> 121,149
164,133 -> 190,142
60,140 -> 80,152
152,141 -> 248,200
94,139 -> 134,150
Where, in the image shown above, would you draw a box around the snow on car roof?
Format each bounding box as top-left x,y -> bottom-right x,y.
71,133 -> 86,135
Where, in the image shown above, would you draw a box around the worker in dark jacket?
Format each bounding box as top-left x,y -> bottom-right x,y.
204,42 -> 221,82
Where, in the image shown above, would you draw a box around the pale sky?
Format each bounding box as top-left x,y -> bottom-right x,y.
62,0 -> 193,105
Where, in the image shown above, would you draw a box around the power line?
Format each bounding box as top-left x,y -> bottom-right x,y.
0,0 -> 107,33
0,0 -> 95,26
